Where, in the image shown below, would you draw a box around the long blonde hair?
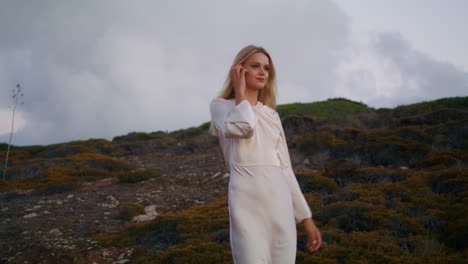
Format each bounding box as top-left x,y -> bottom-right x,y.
209,45 -> 278,136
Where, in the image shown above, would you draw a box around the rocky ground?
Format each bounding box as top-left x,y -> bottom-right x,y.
0,147 -> 230,263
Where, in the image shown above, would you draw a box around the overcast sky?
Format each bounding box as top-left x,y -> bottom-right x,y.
1,0 -> 467,146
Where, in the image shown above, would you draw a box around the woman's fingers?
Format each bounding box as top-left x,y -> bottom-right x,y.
239,67 -> 245,80
310,239 -> 319,251
231,64 -> 240,82
237,65 -> 242,80
310,238 -> 316,251
231,64 -> 245,78
306,237 -> 312,250
231,63 -> 248,97
306,231 -> 322,252
312,233 -> 322,251
231,64 -> 246,92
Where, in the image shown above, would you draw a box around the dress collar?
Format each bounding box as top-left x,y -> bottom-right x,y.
228,98 -> 262,107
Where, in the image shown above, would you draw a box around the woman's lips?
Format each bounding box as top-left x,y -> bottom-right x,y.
256,78 -> 265,81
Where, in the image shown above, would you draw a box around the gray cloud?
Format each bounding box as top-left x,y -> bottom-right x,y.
374,32 -> 468,99
0,0 -> 350,145
335,32 -> 468,108
3,1 -> 465,146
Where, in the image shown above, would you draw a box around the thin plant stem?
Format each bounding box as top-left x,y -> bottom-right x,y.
3,84 -> 23,180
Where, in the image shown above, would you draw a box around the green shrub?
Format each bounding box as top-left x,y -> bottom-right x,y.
392,96 -> 468,118
277,97 -> 369,118
127,201 -> 146,214
113,131 -> 154,142
296,171 -> 339,195
415,150 -> 465,170
117,169 -> 159,183
320,201 -> 375,232
323,158 -> 360,187
118,202 -> 144,221
297,131 -> 347,154
426,167 -> 468,194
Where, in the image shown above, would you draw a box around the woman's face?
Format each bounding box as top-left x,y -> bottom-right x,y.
242,52 -> 270,91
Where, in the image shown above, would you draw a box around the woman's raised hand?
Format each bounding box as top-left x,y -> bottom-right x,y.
230,63 -> 248,104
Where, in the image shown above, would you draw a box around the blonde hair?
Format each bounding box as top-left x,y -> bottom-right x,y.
209,45 -> 278,136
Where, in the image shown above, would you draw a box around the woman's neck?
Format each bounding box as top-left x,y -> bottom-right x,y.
245,89 -> 259,106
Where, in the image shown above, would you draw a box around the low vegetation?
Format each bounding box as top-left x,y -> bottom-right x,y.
117,169 -> 160,183
92,167 -> 467,263
1,96 -> 467,262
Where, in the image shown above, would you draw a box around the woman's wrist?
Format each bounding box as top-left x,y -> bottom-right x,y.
302,217 -> 316,231
235,93 -> 247,105
303,217 -> 313,224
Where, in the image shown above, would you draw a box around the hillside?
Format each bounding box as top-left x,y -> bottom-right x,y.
0,96 -> 467,263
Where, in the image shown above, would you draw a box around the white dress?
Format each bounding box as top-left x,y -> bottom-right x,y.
210,98 -> 312,264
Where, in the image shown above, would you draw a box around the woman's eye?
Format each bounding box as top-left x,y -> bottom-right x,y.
251,65 -> 269,71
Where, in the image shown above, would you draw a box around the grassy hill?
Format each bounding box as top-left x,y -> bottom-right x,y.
276,96 -> 468,118
276,97 -> 371,118
1,96 -> 467,263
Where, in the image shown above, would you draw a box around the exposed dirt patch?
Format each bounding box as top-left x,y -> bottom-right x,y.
0,147 -> 230,263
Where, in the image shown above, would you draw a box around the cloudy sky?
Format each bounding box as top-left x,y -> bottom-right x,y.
0,0 -> 467,146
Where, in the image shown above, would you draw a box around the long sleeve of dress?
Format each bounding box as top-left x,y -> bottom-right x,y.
210,99 -> 258,139
276,116 -> 313,224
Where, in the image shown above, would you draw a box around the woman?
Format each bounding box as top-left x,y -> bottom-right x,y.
209,44 -> 322,263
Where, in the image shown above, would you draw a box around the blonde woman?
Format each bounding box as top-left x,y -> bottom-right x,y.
209,45 -> 322,263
